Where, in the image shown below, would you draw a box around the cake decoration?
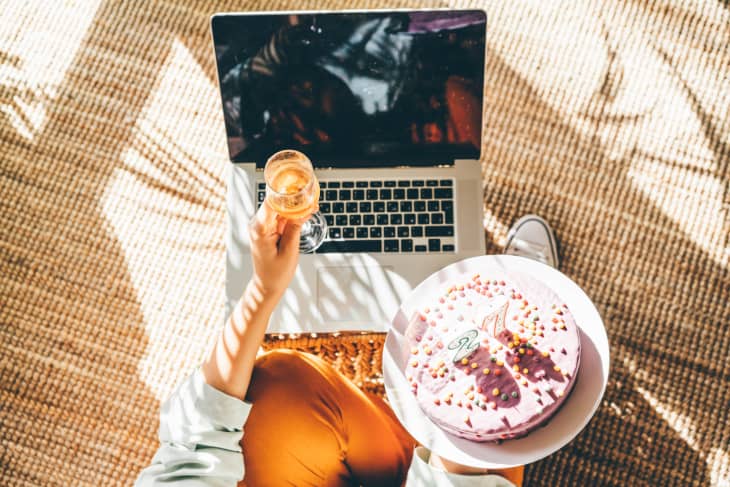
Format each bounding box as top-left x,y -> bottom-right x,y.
447,329 -> 480,363
404,270 -> 581,442
472,295 -> 509,336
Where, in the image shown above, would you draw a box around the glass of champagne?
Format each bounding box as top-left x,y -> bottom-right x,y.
264,149 -> 327,253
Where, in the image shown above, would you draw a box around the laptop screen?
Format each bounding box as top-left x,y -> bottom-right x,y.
211,10 -> 486,168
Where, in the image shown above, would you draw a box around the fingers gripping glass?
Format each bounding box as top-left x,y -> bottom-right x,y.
264,150 -> 327,253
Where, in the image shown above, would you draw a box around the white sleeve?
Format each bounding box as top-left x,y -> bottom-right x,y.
135,370 -> 253,487
405,447 -> 517,487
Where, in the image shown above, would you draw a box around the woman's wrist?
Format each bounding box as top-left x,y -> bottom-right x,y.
248,275 -> 286,310
247,272 -> 287,305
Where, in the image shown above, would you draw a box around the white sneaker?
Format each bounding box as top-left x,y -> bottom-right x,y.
503,215 -> 560,269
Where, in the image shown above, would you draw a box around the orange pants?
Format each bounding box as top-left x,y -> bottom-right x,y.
240,350 -> 523,486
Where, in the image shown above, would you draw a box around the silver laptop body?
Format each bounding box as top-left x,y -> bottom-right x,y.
212,9 -> 487,332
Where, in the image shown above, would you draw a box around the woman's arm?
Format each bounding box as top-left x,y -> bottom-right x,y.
201,201 -> 304,400
135,202 -> 304,486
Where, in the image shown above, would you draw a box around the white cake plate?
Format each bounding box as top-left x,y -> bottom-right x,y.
384,254 -> 610,468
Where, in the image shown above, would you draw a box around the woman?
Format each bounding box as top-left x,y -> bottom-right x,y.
135,200 -> 528,486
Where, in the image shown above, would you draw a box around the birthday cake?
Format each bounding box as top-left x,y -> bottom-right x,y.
404,271 -> 581,442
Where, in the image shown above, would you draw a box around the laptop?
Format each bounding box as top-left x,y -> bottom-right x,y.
211,9 -> 487,332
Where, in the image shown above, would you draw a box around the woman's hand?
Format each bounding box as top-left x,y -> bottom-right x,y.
249,200 -> 306,300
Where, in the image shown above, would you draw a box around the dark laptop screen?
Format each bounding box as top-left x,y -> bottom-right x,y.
211,10 -> 486,168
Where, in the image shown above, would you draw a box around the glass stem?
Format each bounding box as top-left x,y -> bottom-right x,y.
301,219 -> 313,236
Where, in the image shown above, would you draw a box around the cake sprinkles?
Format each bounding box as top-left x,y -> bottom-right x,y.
404,271 -> 581,442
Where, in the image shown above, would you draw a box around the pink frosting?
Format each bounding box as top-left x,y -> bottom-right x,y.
404,271 -> 581,442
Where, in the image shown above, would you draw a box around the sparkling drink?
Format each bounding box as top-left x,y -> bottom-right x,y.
266,162 -> 320,220
264,150 -> 327,253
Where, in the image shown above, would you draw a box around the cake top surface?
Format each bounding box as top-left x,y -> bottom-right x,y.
404,269 -> 581,441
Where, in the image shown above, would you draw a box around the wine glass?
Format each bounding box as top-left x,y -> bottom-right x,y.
264,149 -> 327,253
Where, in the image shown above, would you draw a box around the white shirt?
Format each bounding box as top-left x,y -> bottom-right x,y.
135,370 -> 515,487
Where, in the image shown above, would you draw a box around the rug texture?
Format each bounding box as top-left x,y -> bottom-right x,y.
1,0 -> 728,485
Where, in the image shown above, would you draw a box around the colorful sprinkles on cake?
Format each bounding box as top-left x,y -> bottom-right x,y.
404,270 -> 581,442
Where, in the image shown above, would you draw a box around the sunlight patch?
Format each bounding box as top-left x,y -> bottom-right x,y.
483,207 -> 509,248
101,37 -> 229,400
625,354 -> 729,484
628,157 -> 728,268
0,0 -> 101,140
636,385 -> 729,486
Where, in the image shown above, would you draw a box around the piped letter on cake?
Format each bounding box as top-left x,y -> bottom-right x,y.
447,329 -> 479,363
473,295 -> 509,336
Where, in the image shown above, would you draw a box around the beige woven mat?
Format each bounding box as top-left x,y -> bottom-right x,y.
1,0 -> 728,485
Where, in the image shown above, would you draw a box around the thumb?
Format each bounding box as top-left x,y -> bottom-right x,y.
278,219 -> 303,256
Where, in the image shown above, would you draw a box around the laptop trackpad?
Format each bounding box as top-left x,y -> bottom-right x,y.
317,265 -> 410,323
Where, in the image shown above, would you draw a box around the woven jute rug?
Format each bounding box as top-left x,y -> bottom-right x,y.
1,0 -> 728,485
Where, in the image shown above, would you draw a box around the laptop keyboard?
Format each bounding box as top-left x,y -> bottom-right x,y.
256,179 -> 456,253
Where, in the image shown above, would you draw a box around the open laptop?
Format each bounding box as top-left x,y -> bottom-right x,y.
211,9 -> 487,332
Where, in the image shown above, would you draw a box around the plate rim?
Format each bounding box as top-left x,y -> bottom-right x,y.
383,254 -> 610,468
